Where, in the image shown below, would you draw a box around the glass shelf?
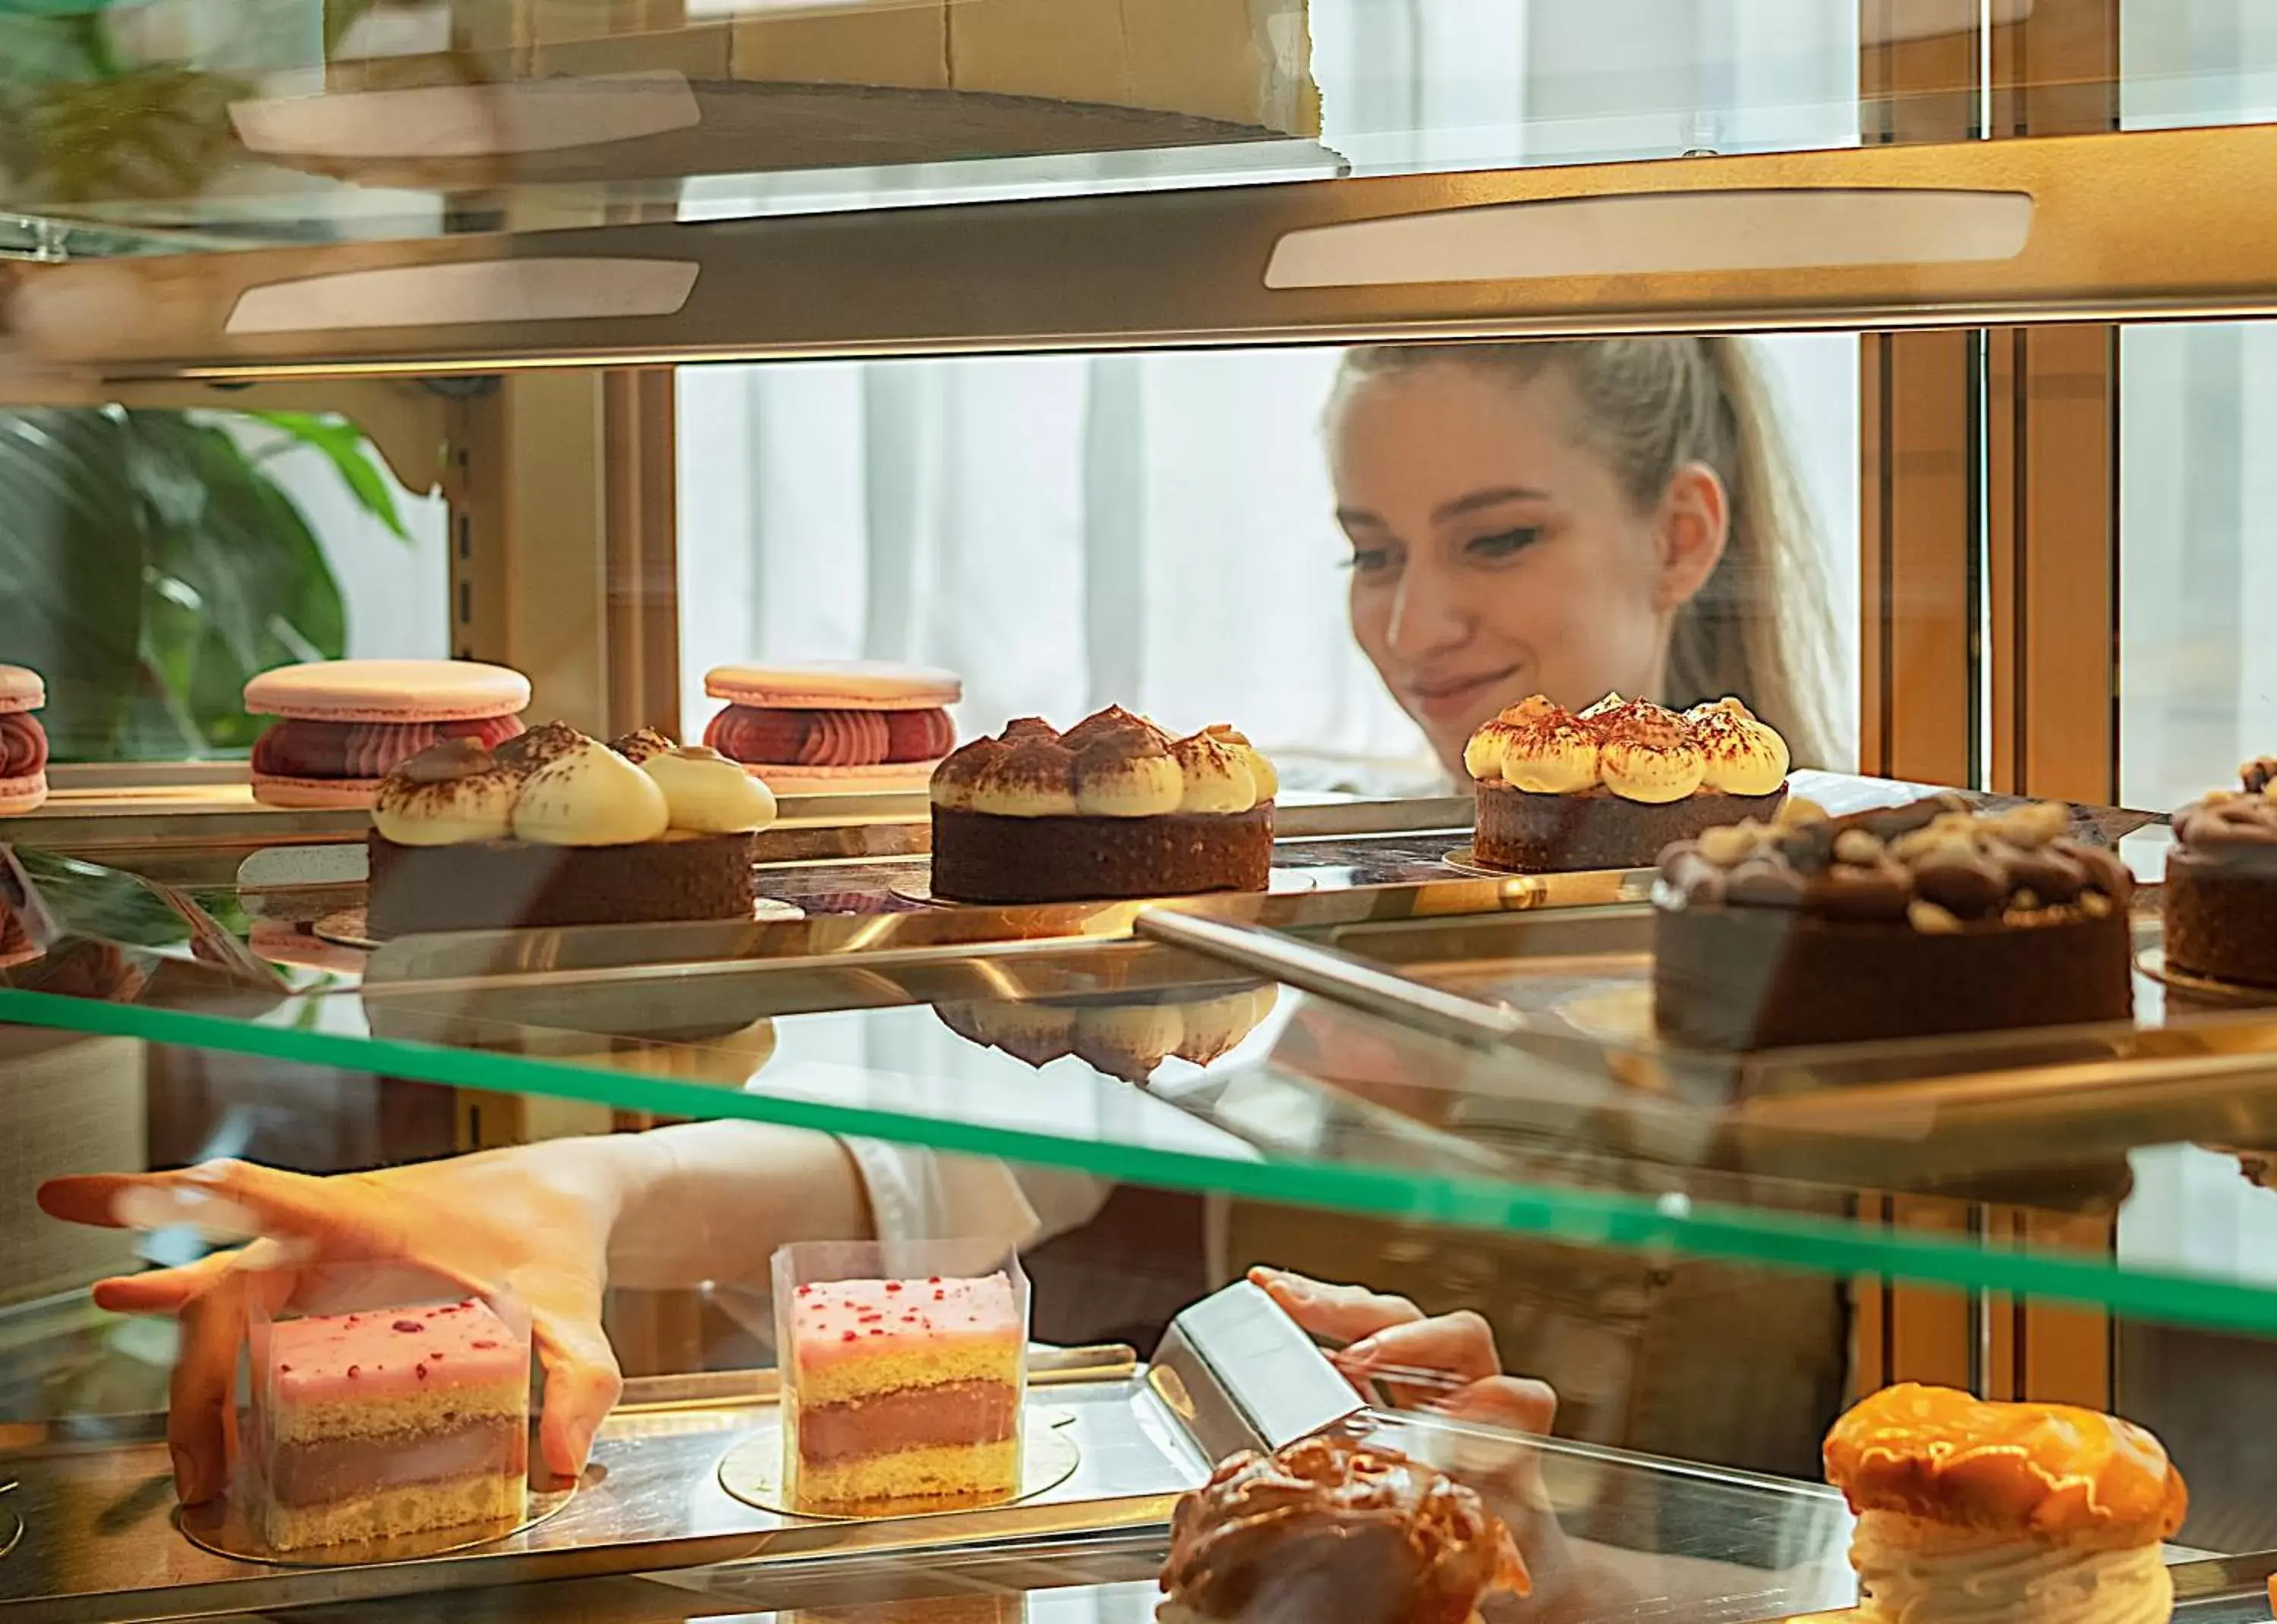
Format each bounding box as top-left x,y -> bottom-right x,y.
4,1 -> 2274,253
12,836 -> 2277,1339
14,5 -> 2277,377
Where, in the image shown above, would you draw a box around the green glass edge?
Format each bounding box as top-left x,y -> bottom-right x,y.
8,985 -> 2277,1337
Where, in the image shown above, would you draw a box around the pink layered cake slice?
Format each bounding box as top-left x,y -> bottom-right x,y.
785,1273 -> 1025,1511
252,1298 -> 529,1551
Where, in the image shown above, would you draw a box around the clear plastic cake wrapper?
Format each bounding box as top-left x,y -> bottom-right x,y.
771,1238 -> 1031,1516
238,1266 -> 534,1557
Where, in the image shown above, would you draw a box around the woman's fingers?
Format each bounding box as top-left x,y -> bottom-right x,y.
91,1252 -> 234,1316
524,1270 -> 623,1481
40,1161 -> 341,1242
166,1269 -> 249,1505
161,1253 -> 300,1504
1435,1375 -> 1558,1437
1337,1308 -> 1502,1392
1248,1267 -> 1426,1345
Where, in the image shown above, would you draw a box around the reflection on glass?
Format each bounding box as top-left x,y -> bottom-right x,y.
677,336 -> 1860,795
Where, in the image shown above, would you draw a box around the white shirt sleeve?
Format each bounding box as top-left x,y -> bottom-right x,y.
840,1138 -> 1114,1254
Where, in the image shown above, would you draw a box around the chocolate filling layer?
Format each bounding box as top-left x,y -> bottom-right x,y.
254,715 -> 524,782
266,1417 -> 526,1506
797,1380 -> 1016,1465
0,713 -> 46,779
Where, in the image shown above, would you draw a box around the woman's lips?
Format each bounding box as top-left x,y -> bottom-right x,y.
1405,669 -> 1520,723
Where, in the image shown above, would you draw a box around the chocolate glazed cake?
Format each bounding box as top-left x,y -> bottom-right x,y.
930,708 -> 1276,904
1654,795 -> 2135,1050
2165,757 -> 2277,989
1466,695 -> 1790,873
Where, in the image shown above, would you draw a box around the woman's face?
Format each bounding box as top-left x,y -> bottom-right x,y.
1331,361 -> 1721,777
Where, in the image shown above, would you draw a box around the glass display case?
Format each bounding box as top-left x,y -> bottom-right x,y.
8,3 -> 2277,1622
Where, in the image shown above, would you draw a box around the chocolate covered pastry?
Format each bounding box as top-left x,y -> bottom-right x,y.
1654,795 -> 2135,1050
1463,694 -> 1790,872
1158,1434 -> 1528,1624
2164,758 -> 2277,989
931,707 -> 1276,904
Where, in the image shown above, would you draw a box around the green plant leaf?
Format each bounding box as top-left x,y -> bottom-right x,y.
124,413 -> 348,750
247,411 -> 411,543
0,410 -> 147,759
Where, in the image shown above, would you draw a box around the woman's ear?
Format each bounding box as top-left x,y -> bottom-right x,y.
1652,462 -> 1729,610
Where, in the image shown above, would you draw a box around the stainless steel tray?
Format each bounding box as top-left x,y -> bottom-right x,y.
0,1351 -> 1204,1624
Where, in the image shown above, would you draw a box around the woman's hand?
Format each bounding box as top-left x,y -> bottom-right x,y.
38,1147 -> 625,1506
1248,1267 -> 1633,1619
1248,1266 -> 1555,1434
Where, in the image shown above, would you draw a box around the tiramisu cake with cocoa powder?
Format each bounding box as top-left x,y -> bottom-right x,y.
930,707 -> 1276,904
367,723 -> 778,935
2163,757 -> 2277,989
1464,694 -> 1790,873
1655,795 -> 2135,1049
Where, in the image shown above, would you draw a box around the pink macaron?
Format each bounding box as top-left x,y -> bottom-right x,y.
244,658 -> 531,809
704,661 -> 962,792
0,665 -> 49,816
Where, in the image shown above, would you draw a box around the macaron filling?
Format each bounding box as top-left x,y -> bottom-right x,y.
252,715 -> 526,784
0,713 -> 47,782
705,706 -> 954,770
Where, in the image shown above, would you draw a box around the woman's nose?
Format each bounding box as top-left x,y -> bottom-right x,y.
1385,561 -> 1472,659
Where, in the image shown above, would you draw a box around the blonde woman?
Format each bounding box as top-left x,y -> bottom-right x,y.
1330,336 -> 1842,778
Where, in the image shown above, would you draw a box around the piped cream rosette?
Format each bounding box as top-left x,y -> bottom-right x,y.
932,707 -> 1279,818
1464,693 -> 1789,804
374,722 -> 778,847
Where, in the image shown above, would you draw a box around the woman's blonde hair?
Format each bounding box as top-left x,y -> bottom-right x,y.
1334,337 -> 1843,768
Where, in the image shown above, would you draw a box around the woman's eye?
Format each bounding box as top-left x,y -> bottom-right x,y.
1344,546 -> 1398,576
1466,527 -> 1542,561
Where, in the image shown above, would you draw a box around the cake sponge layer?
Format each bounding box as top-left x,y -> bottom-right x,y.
792,1438 -> 1020,1509
268,1377 -> 525,1444
261,1471 -> 524,1552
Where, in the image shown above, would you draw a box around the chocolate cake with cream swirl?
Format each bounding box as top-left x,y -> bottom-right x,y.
1158,1434 -> 1528,1624
2162,757 -> 2277,988
1653,795 -> 2134,1049
1463,694 -> 1790,872
930,707 -> 1276,903
367,722 -> 778,935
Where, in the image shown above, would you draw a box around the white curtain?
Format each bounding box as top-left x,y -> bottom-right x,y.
678,2 -> 1865,778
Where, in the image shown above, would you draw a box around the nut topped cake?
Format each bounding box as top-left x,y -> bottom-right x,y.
1158,1434 -> 1529,1624
367,722 -> 778,936
1463,694 -> 1790,872
1654,795 -> 2135,1050
1824,1383 -> 2186,1624
930,707 -> 1277,903
2163,758 -> 2277,989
